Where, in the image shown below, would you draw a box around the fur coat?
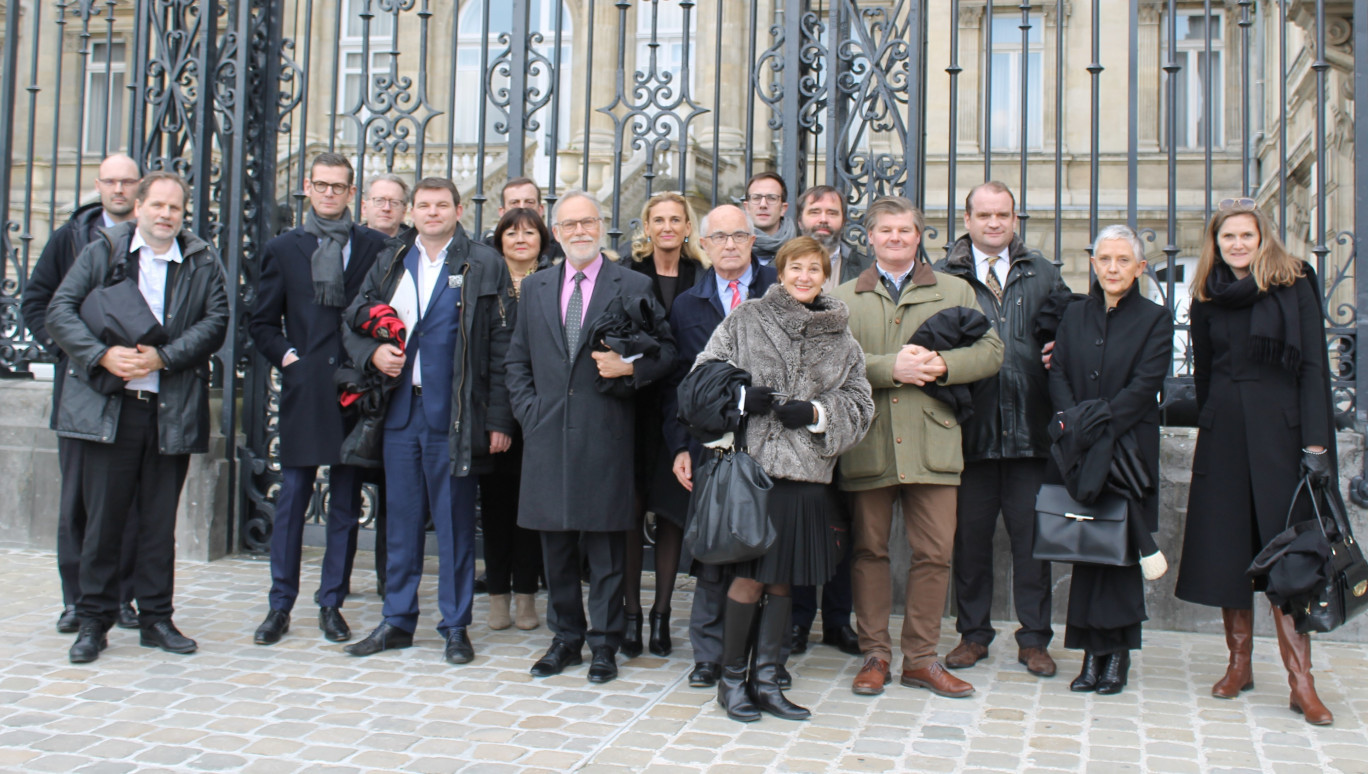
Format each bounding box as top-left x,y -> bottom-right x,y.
693,284 -> 874,483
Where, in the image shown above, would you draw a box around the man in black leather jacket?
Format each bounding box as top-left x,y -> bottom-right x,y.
934,181 -> 1071,679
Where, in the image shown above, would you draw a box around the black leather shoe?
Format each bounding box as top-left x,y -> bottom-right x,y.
69,621 -> 108,664
1095,651 -> 1131,695
343,622 -> 413,656
775,663 -> 792,689
444,627 -> 475,665
140,621 -> 198,654
648,610 -> 672,657
473,573 -> 488,594
823,623 -> 861,656
318,607 -> 350,642
790,624 -> 811,655
1070,652 -> 1102,692
587,646 -> 618,684
57,606 -> 79,634
254,609 -> 290,645
689,662 -> 721,688
620,612 -> 644,659
530,640 -> 583,677
117,603 -> 139,630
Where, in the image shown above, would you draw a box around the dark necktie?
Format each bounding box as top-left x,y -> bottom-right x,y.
565,271 -> 586,353
985,256 -> 1003,302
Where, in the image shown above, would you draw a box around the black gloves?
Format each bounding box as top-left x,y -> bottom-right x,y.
744,385 -> 776,415
775,400 -> 817,429
1301,450 -> 1333,486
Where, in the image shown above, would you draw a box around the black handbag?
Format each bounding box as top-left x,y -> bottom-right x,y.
683,439 -> 776,566
1032,483 -> 1134,566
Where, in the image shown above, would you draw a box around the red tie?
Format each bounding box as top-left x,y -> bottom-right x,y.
728,280 -> 742,311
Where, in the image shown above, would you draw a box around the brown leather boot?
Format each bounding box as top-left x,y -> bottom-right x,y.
1211,607 -> 1255,698
1270,603 -> 1333,725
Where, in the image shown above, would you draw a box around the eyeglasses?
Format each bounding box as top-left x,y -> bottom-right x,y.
556,217 -> 602,233
745,194 -> 782,204
370,197 -> 405,209
97,178 -> 140,189
308,180 -> 352,196
704,232 -> 755,245
1218,197 -> 1256,211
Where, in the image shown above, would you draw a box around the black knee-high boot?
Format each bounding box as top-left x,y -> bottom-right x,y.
719,599 -> 761,722
749,595 -> 810,720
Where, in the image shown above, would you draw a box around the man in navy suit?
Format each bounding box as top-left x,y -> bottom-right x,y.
341,177 -> 515,665
660,203 -> 778,688
248,153 -> 387,645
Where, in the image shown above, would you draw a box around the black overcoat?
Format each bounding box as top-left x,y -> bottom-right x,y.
505,256 -> 676,532
1048,282 -> 1173,533
248,226 -> 386,467
1175,272 -> 1332,608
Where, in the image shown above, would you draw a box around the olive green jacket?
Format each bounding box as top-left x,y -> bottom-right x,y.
832,262 -> 1004,490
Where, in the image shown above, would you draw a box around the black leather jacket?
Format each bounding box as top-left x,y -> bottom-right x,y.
46,221 -> 230,454
936,234 -> 1070,461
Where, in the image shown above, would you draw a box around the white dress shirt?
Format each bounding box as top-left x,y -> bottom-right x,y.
971,243 -> 1010,289
410,237 -> 452,387
124,230 -> 184,393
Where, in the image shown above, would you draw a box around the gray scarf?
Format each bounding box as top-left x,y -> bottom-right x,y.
303,207 -> 354,308
752,216 -> 796,256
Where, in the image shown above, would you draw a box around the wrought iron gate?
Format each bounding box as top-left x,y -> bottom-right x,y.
0,0 -> 1365,552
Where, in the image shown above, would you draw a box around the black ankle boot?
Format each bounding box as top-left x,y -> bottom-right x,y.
621,612 -> 643,659
719,599 -> 761,722
648,609 -> 672,656
1070,652 -> 1102,692
748,595 -> 810,721
1096,651 -> 1131,695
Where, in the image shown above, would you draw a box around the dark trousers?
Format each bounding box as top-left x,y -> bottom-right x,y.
268,464 -> 363,612
792,547 -> 853,631
541,530 -> 625,651
381,396 -> 477,634
478,463 -> 541,595
688,572 -> 726,664
76,397 -> 189,628
57,435 -> 136,608
343,467 -> 387,597
952,458 -> 1053,649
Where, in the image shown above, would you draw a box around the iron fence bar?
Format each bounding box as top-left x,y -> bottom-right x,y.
710,0 -> 723,204
51,2 -> 70,225
677,0 -> 697,192
1311,0 -> 1328,280
778,0 -> 803,201
580,0 -> 596,192
1352,0 -> 1368,506
1051,0 -> 1062,265
1016,2 -> 1030,239
1201,0 -> 1212,225
823,1 -> 840,196
1277,0 -> 1287,240
743,0 -> 759,185
328,0 -> 343,153
188,0 -> 217,239
983,1 -> 993,181
547,0 -> 568,203
506,0 -> 532,181
606,0 -> 630,250
445,0 -> 461,181
1092,0 -> 1103,238
473,0 -> 493,234
1162,0 -> 1179,275
411,1 -> 435,181
72,8 -> 95,204
1238,0 -> 1252,197
292,0 -> 315,227
100,1 -> 116,160
945,0 -> 960,247
908,0 -> 928,209
0,0 -> 24,297
127,0 -> 144,167
17,0 -> 45,332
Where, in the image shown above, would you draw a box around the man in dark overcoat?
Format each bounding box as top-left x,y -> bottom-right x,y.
23,153 -> 143,633
661,204 -> 777,689
248,153 -> 387,646
341,177 -> 515,666
506,189 -> 676,684
935,181 -> 1071,678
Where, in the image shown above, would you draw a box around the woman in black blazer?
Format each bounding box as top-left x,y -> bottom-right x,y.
1049,225 -> 1173,696
1174,201 -> 1335,725
622,192 -> 709,659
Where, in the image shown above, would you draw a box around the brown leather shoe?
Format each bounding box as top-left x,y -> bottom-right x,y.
900,661 -> 975,698
851,657 -> 892,696
1018,646 -> 1057,677
944,639 -> 988,670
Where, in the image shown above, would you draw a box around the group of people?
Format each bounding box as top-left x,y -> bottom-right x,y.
28,153 -> 1338,728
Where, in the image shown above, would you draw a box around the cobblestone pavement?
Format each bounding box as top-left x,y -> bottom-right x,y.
3,546 -> 1367,774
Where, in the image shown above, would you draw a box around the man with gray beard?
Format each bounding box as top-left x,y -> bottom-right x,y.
797,185 -> 871,291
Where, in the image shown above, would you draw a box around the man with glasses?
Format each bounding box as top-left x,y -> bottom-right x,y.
248,153 -> 388,647
797,185 -> 872,290
486,176 -> 564,264
23,153 -> 144,635
506,190 -> 675,684
361,174 -> 410,239
742,172 -> 795,266
661,203 -> 778,689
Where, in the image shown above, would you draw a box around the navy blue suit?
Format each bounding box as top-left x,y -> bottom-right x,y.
249,225 -> 385,613
381,244 -> 478,635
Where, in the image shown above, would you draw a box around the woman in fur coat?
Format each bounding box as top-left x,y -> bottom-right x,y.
692,236 -> 874,722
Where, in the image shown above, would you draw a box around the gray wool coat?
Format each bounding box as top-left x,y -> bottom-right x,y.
694,284 -> 874,483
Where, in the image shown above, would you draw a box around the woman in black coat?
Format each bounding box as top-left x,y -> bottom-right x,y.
1174,202 -> 1335,725
1048,225 -> 1173,695
622,192 -> 708,658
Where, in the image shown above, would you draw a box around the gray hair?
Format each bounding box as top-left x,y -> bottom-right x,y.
700,204 -> 755,236
365,173 -> 410,202
1094,224 -> 1146,262
551,189 -> 603,226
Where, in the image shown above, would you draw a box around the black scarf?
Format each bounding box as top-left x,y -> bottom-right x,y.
1203,262 -> 1301,372
304,207 -> 354,308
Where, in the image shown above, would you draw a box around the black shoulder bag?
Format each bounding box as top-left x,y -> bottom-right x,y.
682,417 -> 776,565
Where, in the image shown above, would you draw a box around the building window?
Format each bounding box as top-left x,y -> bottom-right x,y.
1163,10 -> 1224,150
986,13 -> 1043,152
337,0 -> 395,147
83,41 -> 126,155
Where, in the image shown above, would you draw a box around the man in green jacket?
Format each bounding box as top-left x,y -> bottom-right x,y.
832,196 -> 1003,700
